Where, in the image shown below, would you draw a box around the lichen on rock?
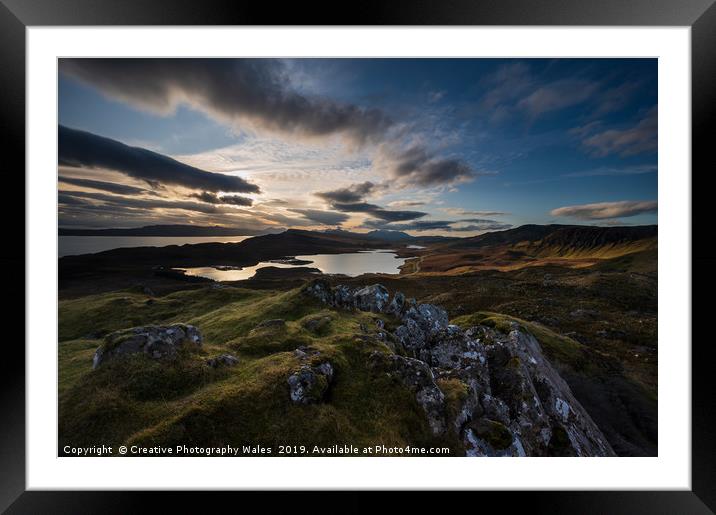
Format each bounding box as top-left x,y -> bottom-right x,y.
92,324 -> 202,369
287,361 -> 334,404
303,280 -> 616,457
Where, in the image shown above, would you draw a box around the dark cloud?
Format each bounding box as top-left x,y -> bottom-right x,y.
59,176 -> 156,196
315,182 -> 427,222
219,195 -> 254,207
550,200 -> 657,220
190,191 -> 253,206
58,202 -> 272,232
58,193 -> 94,206
60,59 -> 482,193
364,219 -> 512,233
575,107 -> 657,157
289,209 -> 350,226
59,125 -> 260,193
60,59 -> 392,146
315,182 -> 380,204
331,202 -> 427,222
59,189 -> 248,215
376,145 -> 484,187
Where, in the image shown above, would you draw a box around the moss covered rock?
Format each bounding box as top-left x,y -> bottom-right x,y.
93,324 -> 202,368
287,362 -> 334,404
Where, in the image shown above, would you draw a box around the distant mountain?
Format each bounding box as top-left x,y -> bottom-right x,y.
365,229 -> 414,241
419,224 -> 658,273
320,228 -> 413,241
59,224 -> 274,237
530,225 -> 657,258
321,228 -> 456,245
438,224 -> 657,252
319,228 -> 373,240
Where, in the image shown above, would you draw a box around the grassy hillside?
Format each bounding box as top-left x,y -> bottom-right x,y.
416,226 -> 657,273
57,225 -> 658,456
59,285 -> 458,454
58,273 -> 656,456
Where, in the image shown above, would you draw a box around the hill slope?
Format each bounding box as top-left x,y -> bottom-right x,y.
418,225 -> 657,273
438,224 -> 657,251
59,282 -> 619,457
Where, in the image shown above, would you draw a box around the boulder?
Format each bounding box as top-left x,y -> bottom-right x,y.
386,291 -> 406,316
301,315 -> 332,334
302,279 -> 334,305
333,285 -> 356,309
394,302 -> 449,358
410,303 -> 449,336
354,284 -> 390,313
394,318 -> 426,352
92,324 -> 202,369
207,353 -> 239,368
287,361 -> 334,404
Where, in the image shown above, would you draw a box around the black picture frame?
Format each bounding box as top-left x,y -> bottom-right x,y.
2,0 -> 714,512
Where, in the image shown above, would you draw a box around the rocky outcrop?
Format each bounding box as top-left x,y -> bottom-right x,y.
302,279 -> 615,457
354,284 -> 390,312
369,352 -> 446,435
92,324 -> 202,369
287,361 -> 335,404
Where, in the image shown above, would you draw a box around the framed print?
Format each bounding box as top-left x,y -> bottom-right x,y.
3,0 -> 715,512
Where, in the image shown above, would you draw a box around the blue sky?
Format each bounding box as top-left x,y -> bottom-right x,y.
58,58 -> 657,233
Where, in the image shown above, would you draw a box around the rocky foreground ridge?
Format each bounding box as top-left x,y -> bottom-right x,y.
301,279 -> 615,457
86,279 -> 614,457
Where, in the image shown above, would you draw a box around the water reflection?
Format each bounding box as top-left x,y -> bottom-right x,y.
178,250 -> 407,281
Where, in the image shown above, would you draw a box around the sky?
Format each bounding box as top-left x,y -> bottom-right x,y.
57,58 -> 658,235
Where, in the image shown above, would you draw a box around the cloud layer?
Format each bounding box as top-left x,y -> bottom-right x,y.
59,125 -> 259,193
376,145 -> 482,188
189,191 -> 254,206
60,59 -> 392,146
315,182 -> 428,223
314,182 -> 382,204
364,219 -> 512,232
575,107 -> 657,157
289,209 -> 350,225
550,200 -> 657,220
58,176 -> 157,196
